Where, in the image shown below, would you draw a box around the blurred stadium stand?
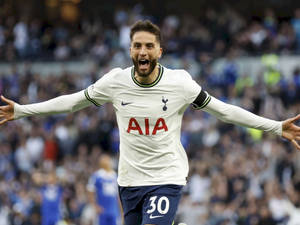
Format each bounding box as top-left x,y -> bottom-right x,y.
1,0 -> 300,225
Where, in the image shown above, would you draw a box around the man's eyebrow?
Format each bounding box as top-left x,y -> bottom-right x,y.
131,41 -> 157,47
132,41 -> 155,44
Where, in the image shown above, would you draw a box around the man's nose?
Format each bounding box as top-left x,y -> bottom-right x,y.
139,46 -> 147,55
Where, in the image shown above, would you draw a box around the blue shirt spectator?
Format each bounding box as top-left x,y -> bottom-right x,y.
87,154 -> 120,225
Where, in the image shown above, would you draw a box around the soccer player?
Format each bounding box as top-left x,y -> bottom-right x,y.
87,154 -> 121,225
1,20 -> 300,225
32,171 -> 64,225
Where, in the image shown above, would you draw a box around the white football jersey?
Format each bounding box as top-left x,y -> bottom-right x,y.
85,64 -> 201,186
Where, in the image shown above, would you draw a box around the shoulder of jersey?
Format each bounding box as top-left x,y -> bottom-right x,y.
107,67 -> 131,78
163,67 -> 192,80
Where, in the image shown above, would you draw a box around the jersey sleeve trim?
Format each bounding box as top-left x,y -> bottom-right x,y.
84,89 -> 101,107
192,90 -> 211,109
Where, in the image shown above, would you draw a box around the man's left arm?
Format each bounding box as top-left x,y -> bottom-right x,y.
193,91 -> 300,150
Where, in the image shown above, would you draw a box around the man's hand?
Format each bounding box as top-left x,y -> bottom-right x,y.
0,95 -> 15,125
282,114 -> 300,150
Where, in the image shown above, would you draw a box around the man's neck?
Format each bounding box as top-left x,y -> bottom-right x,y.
135,65 -> 159,84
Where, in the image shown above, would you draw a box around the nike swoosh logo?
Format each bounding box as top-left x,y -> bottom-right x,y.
149,214 -> 163,219
121,101 -> 133,106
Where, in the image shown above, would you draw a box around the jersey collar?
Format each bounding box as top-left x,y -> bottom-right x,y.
131,64 -> 164,88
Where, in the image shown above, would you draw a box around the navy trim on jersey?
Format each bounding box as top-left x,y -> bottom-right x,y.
131,64 -> 164,88
192,90 -> 211,109
84,89 -> 101,107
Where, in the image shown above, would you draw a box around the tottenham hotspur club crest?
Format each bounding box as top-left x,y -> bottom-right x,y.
162,96 -> 168,111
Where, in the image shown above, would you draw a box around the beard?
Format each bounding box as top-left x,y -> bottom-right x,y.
132,57 -> 157,77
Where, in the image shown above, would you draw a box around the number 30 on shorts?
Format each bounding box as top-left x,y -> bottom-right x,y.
146,196 -> 170,214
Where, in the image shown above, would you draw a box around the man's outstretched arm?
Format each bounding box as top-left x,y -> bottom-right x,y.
0,90 -> 92,125
199,95 -> 300,150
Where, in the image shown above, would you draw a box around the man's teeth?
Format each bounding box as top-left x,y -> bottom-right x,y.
139,60 -> 149,65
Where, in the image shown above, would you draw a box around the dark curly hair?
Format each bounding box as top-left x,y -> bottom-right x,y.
130,20 -> 161,44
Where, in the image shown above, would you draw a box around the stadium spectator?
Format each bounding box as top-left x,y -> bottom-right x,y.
87,154 -> 121,225
32,171 -> 64,225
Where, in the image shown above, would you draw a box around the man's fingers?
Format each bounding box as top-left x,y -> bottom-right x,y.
0,118 -> 8,125
0,107 -> 13,124
0,105 -> 11,114
290,114 -> 300,123
0,110 -> 7,117
292,126 -> 300,136
0,95 -> 13,105
0,95 -> 7,103
292,139 -> 300,151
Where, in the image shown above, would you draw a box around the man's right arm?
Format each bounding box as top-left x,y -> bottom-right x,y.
0,90 -> 92,125
0,68 -> 122,125
87,175 -> 103,214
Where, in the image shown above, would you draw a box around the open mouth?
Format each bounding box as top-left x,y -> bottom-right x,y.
138,59 -> 150,70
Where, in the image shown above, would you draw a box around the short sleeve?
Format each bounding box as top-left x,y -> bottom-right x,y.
84,68 -> 122,106
181,70 -> 202,104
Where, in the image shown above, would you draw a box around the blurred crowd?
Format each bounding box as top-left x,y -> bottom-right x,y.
0,55 -> 300,225
1,2 -> 300,225
0,4 -> 300,63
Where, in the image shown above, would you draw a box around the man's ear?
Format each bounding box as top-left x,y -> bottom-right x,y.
159,47 -> 163,58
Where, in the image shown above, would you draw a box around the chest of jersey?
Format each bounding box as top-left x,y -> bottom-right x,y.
113,86 -> 183,117
112,85 -> 187,136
